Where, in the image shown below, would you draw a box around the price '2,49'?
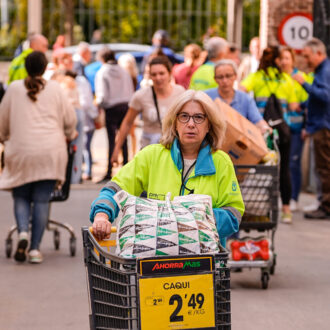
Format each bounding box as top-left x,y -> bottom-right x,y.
169,293 -> 205,322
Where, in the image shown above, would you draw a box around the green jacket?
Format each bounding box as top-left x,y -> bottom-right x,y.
90,139 -> 245,246
189,61 -> 218,91
7,48 -> 33,85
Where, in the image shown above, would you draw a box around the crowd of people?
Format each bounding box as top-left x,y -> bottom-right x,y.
0,29 -> 329,263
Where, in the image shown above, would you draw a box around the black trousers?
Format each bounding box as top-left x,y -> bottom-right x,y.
279,138 -> 292,206
105,103 -> 128,177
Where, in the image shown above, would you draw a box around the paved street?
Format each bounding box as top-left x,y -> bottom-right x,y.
1,187 -> 330,330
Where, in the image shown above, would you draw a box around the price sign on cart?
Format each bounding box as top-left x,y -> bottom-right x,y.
139,273 -> 215,330
278,13 -> 313,50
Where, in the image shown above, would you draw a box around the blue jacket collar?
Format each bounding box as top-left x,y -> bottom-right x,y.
292,67 -> 299,75
170,138 -> 216,176
205,61 -> 215,66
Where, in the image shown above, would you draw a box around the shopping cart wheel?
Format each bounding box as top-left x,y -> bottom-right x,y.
270,254 -> 277,275
261,271 -> 269,289
69,237 -> 76,257
53,230 -> 60,250
5,239 -> 13,258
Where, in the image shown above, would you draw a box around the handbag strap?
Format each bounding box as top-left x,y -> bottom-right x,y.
151,86 -> 162,128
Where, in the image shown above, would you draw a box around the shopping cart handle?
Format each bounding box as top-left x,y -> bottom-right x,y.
89,226 -> 117,234
88,226 -> 117,247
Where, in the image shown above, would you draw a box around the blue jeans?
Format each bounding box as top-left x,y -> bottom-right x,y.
289,131 -> 304,201
12,180 -> 56,250
83,129 -> 94,177
71,109 -> 85,184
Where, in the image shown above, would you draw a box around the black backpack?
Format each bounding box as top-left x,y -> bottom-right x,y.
262,72 -> 291,144
263,93 -> 290,143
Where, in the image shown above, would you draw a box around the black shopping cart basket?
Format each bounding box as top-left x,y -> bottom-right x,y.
228,133 -> 280,289
82,227 -> 231,330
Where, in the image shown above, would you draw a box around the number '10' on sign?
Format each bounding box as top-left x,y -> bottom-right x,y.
290,26 -> 310,40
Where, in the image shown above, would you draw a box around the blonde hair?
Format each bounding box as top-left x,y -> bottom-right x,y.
160,90 -> 227,151
118,53 -> 138,78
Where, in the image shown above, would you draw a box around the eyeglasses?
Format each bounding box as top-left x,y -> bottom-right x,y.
177,112 -> 207,124
214,73 -> 235,81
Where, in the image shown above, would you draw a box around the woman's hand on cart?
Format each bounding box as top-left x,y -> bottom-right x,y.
92,212 -> 112,240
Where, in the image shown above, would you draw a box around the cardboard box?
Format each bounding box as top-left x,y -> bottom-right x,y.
214,98 -> 268,165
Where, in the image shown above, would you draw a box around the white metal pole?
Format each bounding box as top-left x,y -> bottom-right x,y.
28,0 -> 42,34
227,0 -> 236,43
259,0 -> 269,51
1,0 -> 8,28
235,0 -> 243,49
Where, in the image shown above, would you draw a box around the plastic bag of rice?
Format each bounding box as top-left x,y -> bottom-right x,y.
113,190 -> 220,258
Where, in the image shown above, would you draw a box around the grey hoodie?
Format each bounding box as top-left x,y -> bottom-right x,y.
95,62 -> 134,109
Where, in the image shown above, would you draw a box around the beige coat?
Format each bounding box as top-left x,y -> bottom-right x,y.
0,80 -> 77,190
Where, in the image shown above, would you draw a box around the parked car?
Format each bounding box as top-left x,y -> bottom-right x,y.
61,43 -> 183,74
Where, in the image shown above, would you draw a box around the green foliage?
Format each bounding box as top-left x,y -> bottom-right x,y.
242,0 -> 260,51
0,0 -> 260,58
0,24 -> 22,58
69,0 -> 230,50
42,0 -> 63,46
73,24 -> 84,43
0,0 -> 27,59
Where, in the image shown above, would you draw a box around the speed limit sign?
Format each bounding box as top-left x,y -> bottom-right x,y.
278,13 -> 313,50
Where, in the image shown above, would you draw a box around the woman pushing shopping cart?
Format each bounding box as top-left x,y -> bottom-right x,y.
85,90 -> 244,329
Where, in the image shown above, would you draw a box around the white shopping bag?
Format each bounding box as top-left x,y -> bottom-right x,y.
113,191 -> 220,258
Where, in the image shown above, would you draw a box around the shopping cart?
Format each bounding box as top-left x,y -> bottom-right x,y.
5,144 -> 77,258
228,134 -> 279,289
82,226 -> 231,330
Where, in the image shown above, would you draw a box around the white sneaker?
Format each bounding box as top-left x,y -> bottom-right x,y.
290,200 -> 299,212
281,212 -> 292,224
14,232 -> 29,262
28,250 -> 43,264
302,200 -> 320,212
18,232 -> 29,241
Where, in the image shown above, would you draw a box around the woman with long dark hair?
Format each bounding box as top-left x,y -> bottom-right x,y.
278,46 -> 313,211
0,51 -> 77,263
240,46 -> 299,224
